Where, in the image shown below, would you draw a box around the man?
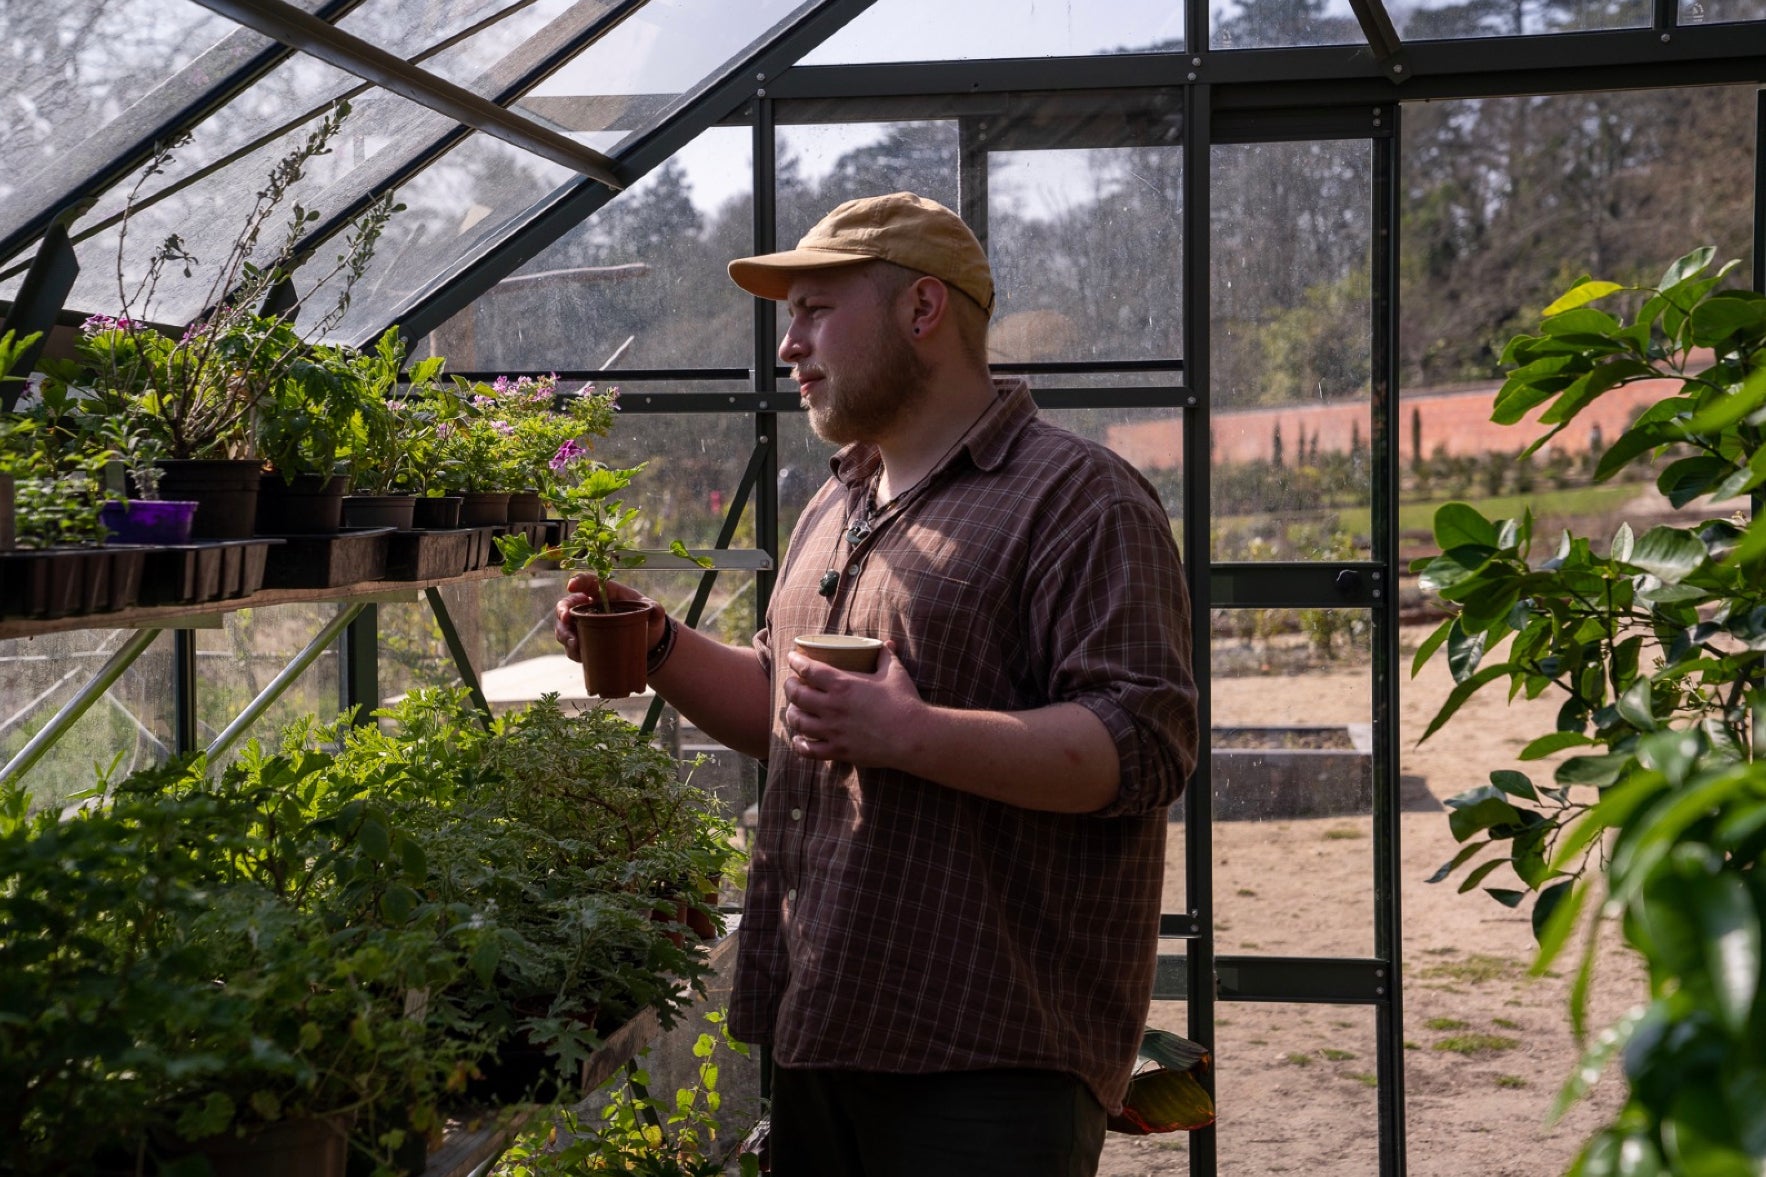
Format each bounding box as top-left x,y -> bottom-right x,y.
554,192 -> 1198,1176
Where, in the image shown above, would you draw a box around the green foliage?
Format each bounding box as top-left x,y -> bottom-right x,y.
0,688 -> 745,1174
428,374 -> 618,496
1414,247 -> 1766,1174
499,462 -> 711,609
493,1010 -> 757,1177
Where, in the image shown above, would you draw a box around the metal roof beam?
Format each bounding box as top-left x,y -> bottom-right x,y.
1345,0 -> 1405,65
187,0 -> 626,189
384,0 -> 884,346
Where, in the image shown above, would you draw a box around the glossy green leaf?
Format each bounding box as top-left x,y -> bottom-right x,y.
1594,422 -> 1679,483
1610,521 -> 1635,563
1426,840 -> 1489,884
1552,771 -> 1666,873
1533,877 -> 1590,970
1521,731 -> 1600,760
1684,363 -> 1766,433
1448,793 -> 1526,843
1420,663 -> 1516,742
1690,871 -> 1761,1035
1689,291 -> 1766,351
1658,246 -> 1716,293
1447,624 -> 1488,682
1411,616 -> 1455,679
1663,1086 -> 1756,1177
1433,502 -> 1500,550
1418,546 -> 1498,596
1489,769 -> 1539,801
1457,857 -> 1508,893
1617,679 -> 1658,732
1658,456 -> 1734,510
1553,1008 -> 1645,1124
1543,280 -> 1625,316
1628,525 -> 1707,583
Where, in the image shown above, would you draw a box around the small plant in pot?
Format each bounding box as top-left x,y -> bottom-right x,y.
341,329 -> 447,530
498,460 -> 711,698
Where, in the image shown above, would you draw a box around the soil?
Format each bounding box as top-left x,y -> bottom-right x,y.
1097,623 -> 1647,1177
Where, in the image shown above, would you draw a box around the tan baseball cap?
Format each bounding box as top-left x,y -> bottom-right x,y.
728,192 -> 995,317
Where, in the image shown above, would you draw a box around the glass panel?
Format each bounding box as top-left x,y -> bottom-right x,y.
195,605 -> 345,763
427,127 -> 754,372
803,0 -> 1187,62
327,124 -> 578,346
776,121 -> 962,242
988,147 -> 1183,364
1681,0 -> 1766,20
515,0 -> 824,155
59,86 -> 568,334
0,629 -> 177,812
1209,0 -> 1366,49
1401,87 -> 1755,397
0,1 -> 264,244
1393,0 -> 1650,39
1210,609 -> 1373,956
1212,137 -> 1371,561
1210,1004 -> 1380,1172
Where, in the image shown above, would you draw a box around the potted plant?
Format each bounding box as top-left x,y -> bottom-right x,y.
33,101 -> 402,539
499,460 -> 711,698
341,330 -> 447,530
0,328 -> 41,550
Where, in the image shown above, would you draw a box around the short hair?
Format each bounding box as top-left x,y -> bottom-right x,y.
865,260 -> 990,365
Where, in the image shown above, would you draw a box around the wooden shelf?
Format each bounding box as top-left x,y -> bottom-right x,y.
422,932 -> 738,1177
0,566 -> 510,641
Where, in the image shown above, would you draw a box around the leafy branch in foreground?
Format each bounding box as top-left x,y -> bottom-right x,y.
1413,247 -> 1766,1175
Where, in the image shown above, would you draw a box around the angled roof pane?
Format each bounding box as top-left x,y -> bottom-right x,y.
1387,0 -> 1649,39
0,0 -> 281,247
1679,0 -> 1766,22
324,119 -> 577,344
67,0 -> 601,229
55,92 -> 457,328
423,125 -> 753,373
800,0 -> 1186,61
514,0 -> 824,152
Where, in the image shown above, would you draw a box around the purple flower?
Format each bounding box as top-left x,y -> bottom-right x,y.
490,420 -> 515,436
549,439 -> 587,472
472,395 -> 495,410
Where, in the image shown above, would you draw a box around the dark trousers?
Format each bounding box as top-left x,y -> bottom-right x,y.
769,1065 -> 1107,1177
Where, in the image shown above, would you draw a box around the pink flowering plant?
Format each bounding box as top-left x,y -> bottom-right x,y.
427,374 -> 616,496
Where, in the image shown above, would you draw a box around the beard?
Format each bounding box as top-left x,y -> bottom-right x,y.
800,318 -> 932,446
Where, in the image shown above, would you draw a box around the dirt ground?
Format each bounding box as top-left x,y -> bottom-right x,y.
1095,623 -> 1647,1177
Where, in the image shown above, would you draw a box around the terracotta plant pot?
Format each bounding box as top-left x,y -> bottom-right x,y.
256,472 -> 350,534
460,490 -> 511,527
569,599 -> 650,698
342,493 -> 417,530
410,495 -> 463,529
150,459 -> 262,540
506,489 -> 545,522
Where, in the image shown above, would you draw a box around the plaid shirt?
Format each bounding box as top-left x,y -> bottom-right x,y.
730,378 -> 1198,1112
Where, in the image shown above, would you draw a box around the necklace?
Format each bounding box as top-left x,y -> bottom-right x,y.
843,402 -> 993,548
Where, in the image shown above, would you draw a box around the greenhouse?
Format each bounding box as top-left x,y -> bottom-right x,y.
3,0 -> 1765,1174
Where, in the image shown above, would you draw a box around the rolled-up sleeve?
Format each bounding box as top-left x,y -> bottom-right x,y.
1031,476 -> 1199,818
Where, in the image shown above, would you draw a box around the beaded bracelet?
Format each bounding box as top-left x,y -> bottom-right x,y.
645,614 -> 679,675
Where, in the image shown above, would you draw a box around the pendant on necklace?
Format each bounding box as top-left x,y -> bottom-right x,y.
845,517 -> 872,546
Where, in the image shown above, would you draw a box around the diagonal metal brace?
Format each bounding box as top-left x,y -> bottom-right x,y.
0,628 -> 163,788
425,586 -> 492,723
206,603 -> 364,762
640,433 -> 773,738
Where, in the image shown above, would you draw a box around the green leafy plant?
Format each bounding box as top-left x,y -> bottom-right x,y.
491,1010 -> 760,1177
1413,246 -> 1766,1175
344,329 -> 447,496
498,461 -> 711,609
